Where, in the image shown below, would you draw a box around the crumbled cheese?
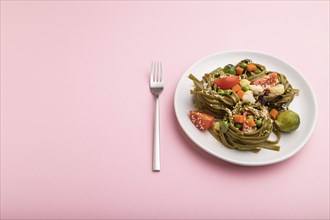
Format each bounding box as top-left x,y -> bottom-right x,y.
269,84 -> 285,96
281,103 -> 288,110
262,130 -> 270,135
249,85 -> 264,95
260,106 -> 269,119
242,91 -> 256,104
203,82 -> 208,89
213,122 -> 220,131
239,79 -> 251,87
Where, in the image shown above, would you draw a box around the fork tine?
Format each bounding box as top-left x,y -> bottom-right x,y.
155,61 -> 158,82
155,60 -> 158,82
150,61 -> 154,83
156,61 -> 159,82
159,61 -> 162,82
150,61 -> 163,84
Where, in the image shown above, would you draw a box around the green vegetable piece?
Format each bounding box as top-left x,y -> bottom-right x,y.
234,123 -> 242,129
247,115 -> 254,119
275,110 -> 300,132
229,66 -> 236,74
256,119 -> 263,127
218,89 -> 225,95
242,85 -> 249,92
225,89 -> 232,95
220,121 -> 229,133
230,90 -> 240,103
213,84 -> 217,90
240,62 -> 247,69
223,64 -> 235,74
254,69 -> 262,74
210,67 -> 223,74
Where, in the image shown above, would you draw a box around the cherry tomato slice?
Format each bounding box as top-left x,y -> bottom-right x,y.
214,76 -> 240,89
189,111 -> 214,130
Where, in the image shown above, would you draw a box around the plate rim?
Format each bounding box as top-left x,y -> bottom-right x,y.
174,50 -> 318,166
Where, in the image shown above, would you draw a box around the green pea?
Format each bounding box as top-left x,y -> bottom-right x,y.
247,115 -> 254,119
256,119 -> 263,127
234,123 -> 242,129
254,69 -> 262,74
220,121 -> 229,133
240,62 -> 247,69
242,85 -> 249,92
218,89 -> 225,95
224,89 -> 232,95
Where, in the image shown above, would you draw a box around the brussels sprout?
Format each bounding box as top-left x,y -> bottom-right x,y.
275,110 -> 300,132
223,64 -> 236,74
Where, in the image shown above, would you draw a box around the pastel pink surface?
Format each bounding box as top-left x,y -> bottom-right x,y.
1,1 -> 329,220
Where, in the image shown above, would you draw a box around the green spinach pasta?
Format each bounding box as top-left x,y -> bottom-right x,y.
188,59 -> 300,152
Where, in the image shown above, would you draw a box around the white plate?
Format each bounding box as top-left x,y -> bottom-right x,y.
174,51 -> 318,166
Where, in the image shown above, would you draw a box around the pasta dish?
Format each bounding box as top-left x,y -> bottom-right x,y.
188,59 -> 300,152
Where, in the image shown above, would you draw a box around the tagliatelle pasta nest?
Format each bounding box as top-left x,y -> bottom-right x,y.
188,59 -> 300,153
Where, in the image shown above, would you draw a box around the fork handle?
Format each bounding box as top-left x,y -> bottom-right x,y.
153,95 -> 160,171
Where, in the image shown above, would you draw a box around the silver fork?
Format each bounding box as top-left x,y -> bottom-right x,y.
150,61 -> 164,171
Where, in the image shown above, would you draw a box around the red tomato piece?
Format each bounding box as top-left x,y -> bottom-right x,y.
214,76 -> 240,89
252,72 -> 279,88
189,111 -> 214,130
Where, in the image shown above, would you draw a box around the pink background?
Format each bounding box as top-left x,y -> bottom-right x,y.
1,1 -> 329,219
